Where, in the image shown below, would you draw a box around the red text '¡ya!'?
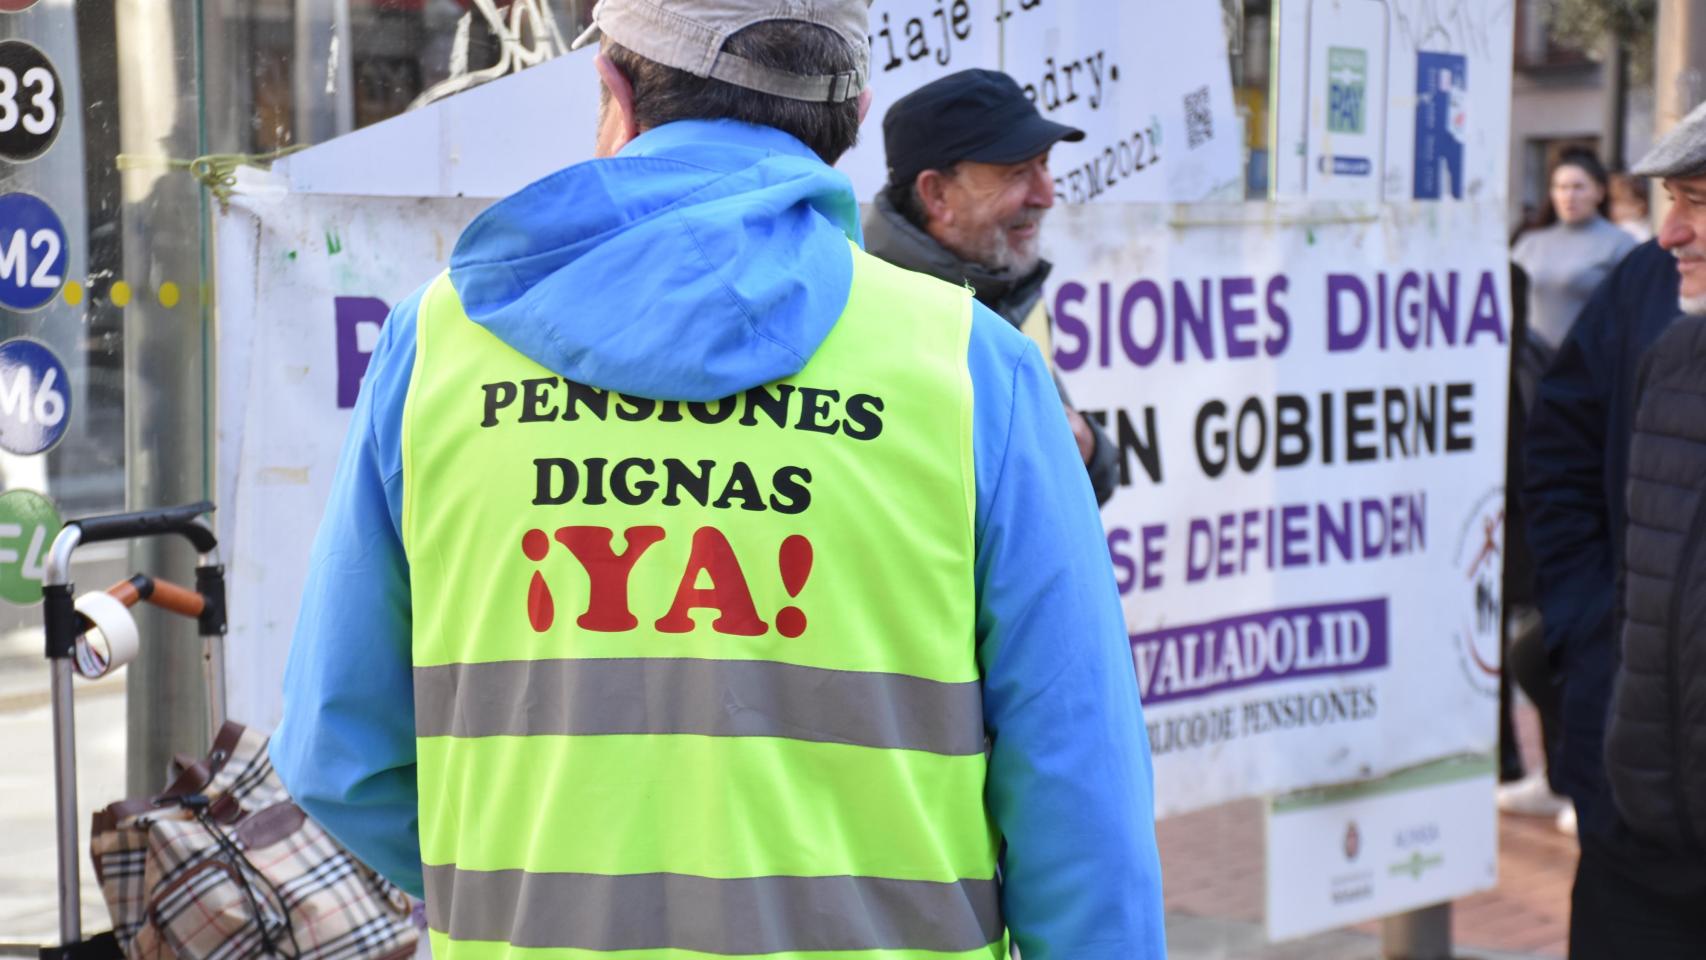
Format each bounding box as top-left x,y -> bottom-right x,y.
522,526 -> 813,639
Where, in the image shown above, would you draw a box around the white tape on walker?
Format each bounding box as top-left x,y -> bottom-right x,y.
73,591 -> 140,679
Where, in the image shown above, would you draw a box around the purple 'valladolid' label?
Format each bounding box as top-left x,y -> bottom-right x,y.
1130,597 -> 1389,705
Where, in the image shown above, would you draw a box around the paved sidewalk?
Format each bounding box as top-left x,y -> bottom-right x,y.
0,681 -> 126,948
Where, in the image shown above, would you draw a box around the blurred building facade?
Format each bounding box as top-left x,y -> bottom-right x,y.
1507,0 -> 1656,231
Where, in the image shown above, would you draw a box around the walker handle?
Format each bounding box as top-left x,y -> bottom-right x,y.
70,501 -> 217,553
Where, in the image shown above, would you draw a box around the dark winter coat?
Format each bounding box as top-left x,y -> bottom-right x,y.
1523,239 -> 1679,839
1606,313 -> 1706,851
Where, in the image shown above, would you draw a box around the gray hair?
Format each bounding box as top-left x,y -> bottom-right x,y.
883,164 -> 960,230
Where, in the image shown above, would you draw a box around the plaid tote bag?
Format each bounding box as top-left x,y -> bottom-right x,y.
90,721 -> 419,960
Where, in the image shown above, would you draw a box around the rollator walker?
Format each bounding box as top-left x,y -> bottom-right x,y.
38,501 -> 225,960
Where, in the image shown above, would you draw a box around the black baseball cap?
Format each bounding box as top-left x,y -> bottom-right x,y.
882,69 -> 1084,187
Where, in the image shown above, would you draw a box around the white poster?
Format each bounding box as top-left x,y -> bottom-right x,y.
1045,200 -> 1510,814
1302,0 -> 1390,201
1265,755 -> 1499,941
831,0 -> 1006,196
985,0 -> 1244,203
214,193 -> 488,728
1274,0 -> 1513,203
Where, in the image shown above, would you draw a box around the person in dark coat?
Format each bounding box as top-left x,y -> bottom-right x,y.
1500,260 -> 1565,813
1607,312 -> 1706,855
1524,100 -> 1706,957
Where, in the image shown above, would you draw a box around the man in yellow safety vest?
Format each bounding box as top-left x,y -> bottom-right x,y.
272,2 -> 1165,957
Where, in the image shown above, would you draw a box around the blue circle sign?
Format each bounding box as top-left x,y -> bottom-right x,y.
0,192 -> 65,311
0,337 -> 68,454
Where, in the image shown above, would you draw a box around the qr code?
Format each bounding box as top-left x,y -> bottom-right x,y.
1184,85 -> 1214,149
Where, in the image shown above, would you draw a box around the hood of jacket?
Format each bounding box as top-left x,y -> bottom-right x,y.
447,119 -> 862,402
864,188 -> 1050,327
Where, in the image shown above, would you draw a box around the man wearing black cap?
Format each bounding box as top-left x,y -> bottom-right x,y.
866,68 -> 1119,505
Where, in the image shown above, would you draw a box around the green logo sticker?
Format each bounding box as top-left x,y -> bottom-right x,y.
1388,850 -> 1444,881
0,488 -> 60,604
1327,47 -> 1368,135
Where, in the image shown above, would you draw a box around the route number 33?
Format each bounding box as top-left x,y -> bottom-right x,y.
0,63 -> 56,136
0,41 -> 62,161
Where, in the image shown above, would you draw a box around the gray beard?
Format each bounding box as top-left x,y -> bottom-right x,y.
961,231 -> 1039,276
1682,292 -> 1706,316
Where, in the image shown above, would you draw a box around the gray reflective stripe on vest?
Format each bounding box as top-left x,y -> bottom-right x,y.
414,657 -> 985,756
422,864 -> 1003,954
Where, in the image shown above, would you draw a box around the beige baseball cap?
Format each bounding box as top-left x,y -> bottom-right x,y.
571,0 -> 871,103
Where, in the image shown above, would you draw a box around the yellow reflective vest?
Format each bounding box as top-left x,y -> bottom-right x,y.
401,242 -> 1004,958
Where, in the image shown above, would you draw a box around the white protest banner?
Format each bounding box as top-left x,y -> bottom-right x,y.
997,0 -> 1243,203
1046,200 -> 1510,814
215,192 -> 487,728
832,0 -> 1005,195
836,0 -> 1244,203
1265,755 -> 1498,941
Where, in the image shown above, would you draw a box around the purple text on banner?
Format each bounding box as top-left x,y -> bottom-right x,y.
1130,597 -> 1389,706
335,296 -> 390,409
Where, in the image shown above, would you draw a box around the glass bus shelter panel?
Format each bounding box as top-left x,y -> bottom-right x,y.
205,0 -> 597,157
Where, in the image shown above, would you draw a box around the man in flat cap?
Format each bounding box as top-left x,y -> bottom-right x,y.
1525,101 -> 1706,956
866,69 -> 1120,505
272,2 -> 1166,958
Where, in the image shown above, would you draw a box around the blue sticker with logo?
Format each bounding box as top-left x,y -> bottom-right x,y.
0,192 -> 66,311
1319,156 -> 1373,177
0,337 -> 69,455
1413,51 -> 1468,200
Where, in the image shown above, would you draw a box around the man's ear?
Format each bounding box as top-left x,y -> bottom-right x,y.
856,88 -> 873,126
594,52 -> 641,157
915,169 -> 953,226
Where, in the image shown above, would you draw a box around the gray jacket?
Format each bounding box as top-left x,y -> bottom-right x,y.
864,193 -> 1120,504
1607,312 -> 1706,852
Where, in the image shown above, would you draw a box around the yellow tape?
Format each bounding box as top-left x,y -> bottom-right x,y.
115,144 -> 310,209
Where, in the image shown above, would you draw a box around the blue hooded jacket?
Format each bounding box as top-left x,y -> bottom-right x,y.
271,119 -> 1165,959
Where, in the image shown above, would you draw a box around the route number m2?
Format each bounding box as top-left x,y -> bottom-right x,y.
0,226 -> 61,290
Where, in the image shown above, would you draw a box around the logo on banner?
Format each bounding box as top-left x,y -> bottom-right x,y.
1327,47 -> 1367,134
1451,488 -> 1503,697
0,40 -> 63,161
0,191 -> 66,310
1413,51 -> 1468,200
1390,850 -> 1445,881
1343,820 -> 1361,862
